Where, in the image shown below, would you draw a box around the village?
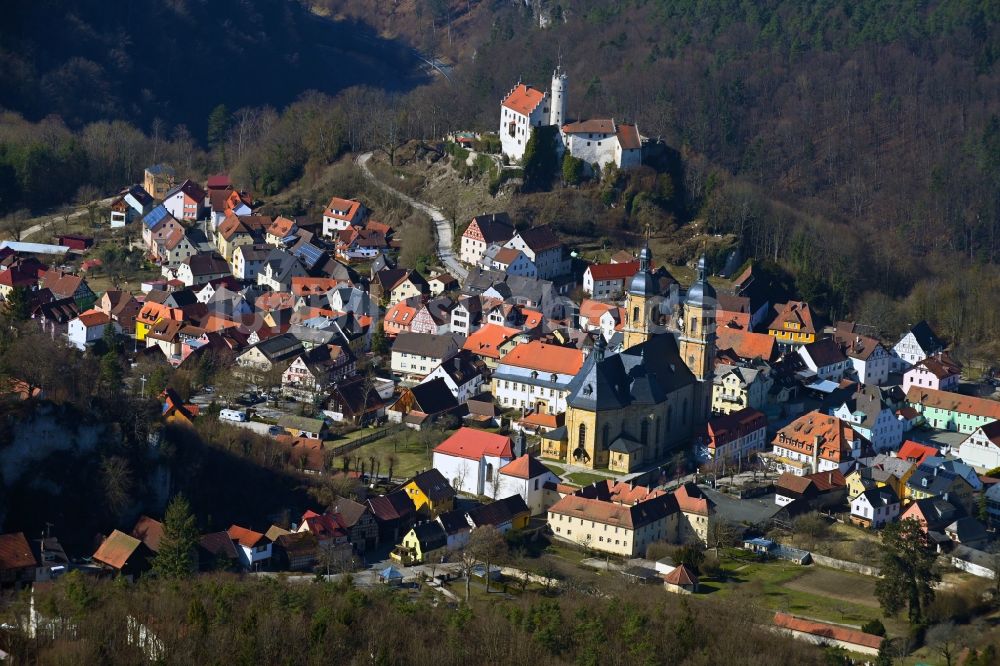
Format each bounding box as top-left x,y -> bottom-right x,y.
2,71 -> 1000,661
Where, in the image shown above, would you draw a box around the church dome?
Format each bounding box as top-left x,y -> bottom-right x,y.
685,255 -> 716,306
627,243 -> 656,296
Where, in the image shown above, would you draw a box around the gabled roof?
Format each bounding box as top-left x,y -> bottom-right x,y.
367,491 -> 416,522
93,530 -> 144,570
41,270 -> 88,300
131,516 -> 164,553
616,123 -> 641,150
331,496 -> 370,528
716,326 -> 777,362
435,427 -> 513,461
904,320 -> 944,354
773,612 -> 883,651
771,301 -> 816,334
501,84 -> 546,116
142,205 -> 175,230
562,118 -> 615,134
406,468 -> 457,503
227,525 -> 268,549
511,225 -> 562,253
800,338 -> 846,367
198,531 -> 240,560
586,261 -> 640,281
896,440 -> 939,465
0,532 -> 37,570
466,495 -> 530,528
663,563 -> 698,586
324,197 -> 364,221
437,509 -> 471,535
463,324 -> 521,360
409,521 -> 447,551
184,252 -> 230,277
907,386 -> 1000,421
499,454 -> 554,480
774,411 -> 871,465
466,213 -> 514,243
497,340 -> 584,376
392,332 -> 460,360
909,352 -> 962,379
164,178 -> 206,203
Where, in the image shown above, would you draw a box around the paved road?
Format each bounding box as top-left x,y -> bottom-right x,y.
356,151 -> 468,280
10,197 -> 117,242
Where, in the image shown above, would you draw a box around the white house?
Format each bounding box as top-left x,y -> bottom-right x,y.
839,335 -> 893,386
162,180 -> 205,222
831,387 -> 906,453
497,453 -> 561,516
503,226 -> 569,280
850,487 -> 900,529
956,421 -> 1000,472
583,261 -> 639,299
499,82 -> 550,161
420,351 -> 486,404
892,321 -> 944,370
110,185 -> 153,228
176,253 -> 231,287
560,119 -> 643,172
227,525 -> 272,570
67,310 -> 113,351
390,332 -> 461,381
322,197 -> 367,237
491,341 -> 584,415
797,339 -> 850,381
480,245 -> 537,278
231,244 -> 271,281
460,213 -> 515,266
903,353 -> 962,394
432,428 -> 515,498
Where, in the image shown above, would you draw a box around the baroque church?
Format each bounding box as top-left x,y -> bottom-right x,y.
540,246 -> 717,472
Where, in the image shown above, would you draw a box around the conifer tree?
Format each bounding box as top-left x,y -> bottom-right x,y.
153,494 -> 199,580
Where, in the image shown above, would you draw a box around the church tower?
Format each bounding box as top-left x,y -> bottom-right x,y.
550,66 -> 567,127
623,241 -> 656,350
679,255 -> 717,382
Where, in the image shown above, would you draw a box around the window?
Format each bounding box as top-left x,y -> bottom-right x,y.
633,307 -> 639,323
640,420 -> 649,444
578,423 -> 587,449
602,424 -> 610,450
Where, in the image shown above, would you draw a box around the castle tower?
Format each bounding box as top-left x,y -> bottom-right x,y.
550,66 -> 567,127
679,255 -> 717,382
623,241 -> 656,350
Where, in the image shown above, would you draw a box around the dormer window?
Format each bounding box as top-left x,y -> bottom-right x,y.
583,384 -> 593,396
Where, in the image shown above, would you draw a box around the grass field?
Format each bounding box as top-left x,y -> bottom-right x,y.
564,471 -> 615,486
347,432 -> 435,479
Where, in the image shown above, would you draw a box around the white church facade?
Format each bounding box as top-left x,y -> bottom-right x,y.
499,67 -> 643,170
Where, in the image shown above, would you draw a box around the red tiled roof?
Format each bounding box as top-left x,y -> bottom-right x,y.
0,532 -> 37,570
673,483 -> 713,516
501,84 -> 545,116
499,454 -> 554,480
616,123 -> 641,150
227,524 -> 267,548
463,324 -> 521,360
76,309 -> 111,328
896,440 -> 939,465
773,411 -> 870,465
324,197 -> 364,221
435,427 -> 513,461
663,563 -> 698,586
907,386 -> 1000,421
716,326 -> 776,361
773,612 -> 883,651
770,301 -> 816,334
93,530 -> 142,570
498,340 -> 584,375
587,261 -> 639,281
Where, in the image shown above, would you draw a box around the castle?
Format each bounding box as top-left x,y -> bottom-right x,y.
499,66 -> 643,171
540,246 -> 717,473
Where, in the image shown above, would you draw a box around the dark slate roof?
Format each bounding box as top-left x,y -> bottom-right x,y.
859,486 -> 899,507
609,435 -> 643,453
437,509 -> 471,535
198,531 -> 240,560
908,320 -> 944,354
471,213 -> 514,243
393,332 -> 460,359
839,385 -> 888,428
802,338 -> 847,368
368,491 -> 416,522
907,464 -> 966,496
566,333 -> 696,411
466,495 -> 530,528
407,468 -> 457,504
411,521 -> 448,551
408,378 -> 460,415
434,349 -> 487,386
515,225 -> 562,252
185,252 -> 229,276
250,332 -> 304,361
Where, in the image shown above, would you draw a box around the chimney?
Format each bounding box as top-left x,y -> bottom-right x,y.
812,435 -> 821,472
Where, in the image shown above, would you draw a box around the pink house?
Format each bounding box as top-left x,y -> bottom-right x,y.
902,352 -> 961,394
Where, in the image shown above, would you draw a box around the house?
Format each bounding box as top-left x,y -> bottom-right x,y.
503,225 -> 570,279
428,273 -> 458,296
769,411 -> 872,476
460,213 -> 515,266
465,494 -> 531,532
265,216 -> 298,247
833,323 -> 893,386
236,333 -> 304,372
401,468 -> 457,517
711,363 -> 774,415
177,253 -> 230,287
296,510 -> 351,557
906,462 -> 977,514
387,378 -> 460,428
845,455 -> 915,501
144,164 -> 176,199
499,82 -> 550,161
281,344 -> 356,399
325,375 -> 390,426
956,421 -> 1000,471
141,206 -> 184,261
158,227 -> 204,267
850,486 -> 901,528
906,386 -> 1000,434
277,415 -> 326,440
216,214 -> 265,261
899,498 -> 962,535
983,483 -> 1000,525
903,352 -> 962,394
560,119 -> 643,171
130,516 -> 164,555
432,428 -> 514,498
768,301 -> 817,348
410,297 -> 455,336
322,197 -> 367,237
230,244 -> 270,281
944,516 -> 990,549
420,350 -> 488,403
797,338 -> 849,381
392,521 -> 448,565
491,340 -> 585,415
479,245 -> 537,278
497,454 -> 561,515
896,439 -> 939,466
462,323 -> 522,367
830,385 -> 906,452
774,470 -> 847,509
332,496 -> 379,553
110,184 -> 154,227
436,509 -> 472,550
257,250 -> 309,292
0,533 -> 38,587
696,408 -> 768,464
367,491 -> 417,544
197,532 -> 241,571
773,612 -> 883,657
336,227 -> 390,262
92,530 -> 153,579
662,564 -> 699,594
207,188 -> 253,228
893,320 -> 944,370
162,179 -> 206,221
272,532 -> 320,571
583,261 -> 640,299
387,270 -> 430,307
67,309 -> 113,350
390,332 -> 461,380
715,325 -> 778,364
227,525 -> 272,570
40,270 -> 95,310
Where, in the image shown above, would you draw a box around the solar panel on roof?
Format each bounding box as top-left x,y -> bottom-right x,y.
293,243 -> 324,268
144,205 -> 169,228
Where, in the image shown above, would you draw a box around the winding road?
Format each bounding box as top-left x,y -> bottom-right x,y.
356,152 -> 468,280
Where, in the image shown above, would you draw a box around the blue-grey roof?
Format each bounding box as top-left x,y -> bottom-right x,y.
143,205 -> 170,228
684,255 -> 716,306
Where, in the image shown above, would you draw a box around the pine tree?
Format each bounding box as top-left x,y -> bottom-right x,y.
2,285 -> 31,321
153,494 -> 199,580
99,352 -> 122,395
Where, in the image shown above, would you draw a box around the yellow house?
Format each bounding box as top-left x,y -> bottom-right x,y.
391,521 -> 447,565
845,458 -> 915,500
388,272 -> 428,306
401,469 -> 457,517
768,301 -> 817,346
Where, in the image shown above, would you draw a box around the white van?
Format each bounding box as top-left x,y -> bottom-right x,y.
219,409 -> 248,422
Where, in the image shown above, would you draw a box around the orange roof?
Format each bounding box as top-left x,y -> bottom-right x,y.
498,340 -> 584,375
0,532 -> 37,570
771,300 -> 816,334
76,309 -> 111,328
267,216 -> 296,238
616,123 -> 641,150
773,411 -> 869,464
92,530 -> 143,570
227,524 -> 267,549
773,612 -> 883,650
499,454 -> 554,480
501,83 -> 546,116
434,427 -> 513,461
663,563 -> 698,586
521,309 -> 543,328
587,261 -> 639,281
324,197 -> 363,221
255,291 -> 296,312
716,326 -> 776,361
385,299 -> 419,325
896,440 -> 939,465
907,386 -> 1000,421
493,247 -> 523,265
519,412 -> 562,428
291,277 -> 340,296
463,324 -> 521,359
673,483 -> 713,515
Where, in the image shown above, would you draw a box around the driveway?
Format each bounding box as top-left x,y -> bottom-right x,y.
356,152 -> 468,280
